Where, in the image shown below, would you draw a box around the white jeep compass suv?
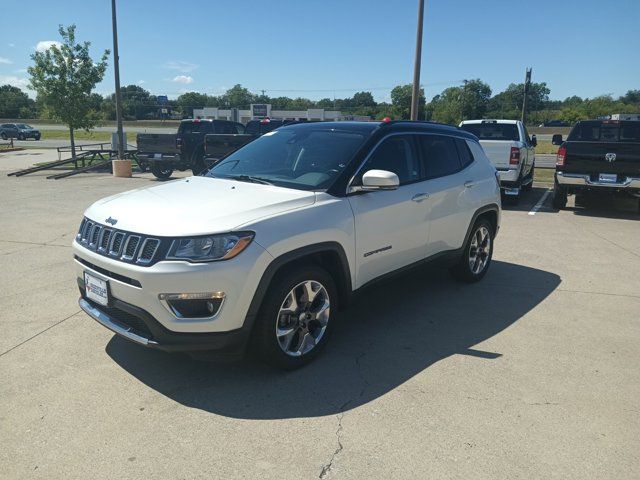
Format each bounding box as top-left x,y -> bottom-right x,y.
74,121 -> 501,369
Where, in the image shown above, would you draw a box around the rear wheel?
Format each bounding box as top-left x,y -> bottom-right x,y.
150,163 -> 173,180
251,265 -> 337,369
0,132 -> 6,140
450,218 -> 494,283
552,183 -> 567,210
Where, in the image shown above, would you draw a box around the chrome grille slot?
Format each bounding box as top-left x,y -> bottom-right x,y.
122,235 -> 141,260
76,218 -> 87,240
98,228 -> 112,252
110,232 -> 125,256
81,221 -> 93,243
137,238 -> 159,264
89,225 -> 102,248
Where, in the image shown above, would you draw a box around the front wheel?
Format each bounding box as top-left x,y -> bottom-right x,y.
150,163 -> 173,180
251,265 -> 337,369
0,132 -> 7,140
450,218 -> 494,283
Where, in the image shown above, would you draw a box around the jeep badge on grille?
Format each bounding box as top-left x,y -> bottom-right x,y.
105,216 -> 118,226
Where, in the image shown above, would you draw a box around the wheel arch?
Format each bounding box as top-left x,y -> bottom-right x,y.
244,242 -> 352,326
464,204 -> 500,246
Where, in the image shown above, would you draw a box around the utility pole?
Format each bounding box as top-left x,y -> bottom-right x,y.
111,0 -> 125,160
410,0 -> 425,121
521,67 -> 532,124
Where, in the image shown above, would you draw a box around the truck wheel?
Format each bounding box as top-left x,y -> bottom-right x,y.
552,184 -> 567,210
191,149 -> 206,175
450,218 -> 494,283
151,163 -> 173,180
251,265 -> 337,369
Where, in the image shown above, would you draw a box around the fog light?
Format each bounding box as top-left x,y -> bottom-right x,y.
159,292 -> 225,319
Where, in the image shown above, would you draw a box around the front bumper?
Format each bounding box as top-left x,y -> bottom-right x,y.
78,294 -> 251,356
556,172 -> 640,190
73,239 -> 272,335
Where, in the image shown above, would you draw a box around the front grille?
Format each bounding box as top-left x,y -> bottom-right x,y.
76,217 -> 165,266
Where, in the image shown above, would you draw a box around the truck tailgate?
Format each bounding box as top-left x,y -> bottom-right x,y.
479,140 -> 519,169
564,142 -> 640,176
204,134 -> 255,160
136,133 -> 178,155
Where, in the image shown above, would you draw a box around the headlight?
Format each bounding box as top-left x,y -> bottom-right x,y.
166,232 -> 254,262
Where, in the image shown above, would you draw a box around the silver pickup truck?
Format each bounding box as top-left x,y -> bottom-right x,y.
460,119 -> 536,201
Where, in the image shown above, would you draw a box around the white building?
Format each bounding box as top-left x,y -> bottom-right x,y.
192,104 -> 370,123
610,113 -> 640,121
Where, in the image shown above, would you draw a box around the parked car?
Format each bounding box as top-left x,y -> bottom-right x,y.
0,123 -> 41,141
551,119 -> 640,209
74,121 -> 501,369
136,119 -> 245,179
538,120 -> 568,127
459,119 -> 535,201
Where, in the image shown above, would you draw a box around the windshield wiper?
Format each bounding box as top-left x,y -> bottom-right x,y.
226,174 -> 273,185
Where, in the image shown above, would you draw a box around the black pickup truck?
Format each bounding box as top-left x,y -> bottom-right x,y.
137,119 -> 245,179
551,120 -> 640,209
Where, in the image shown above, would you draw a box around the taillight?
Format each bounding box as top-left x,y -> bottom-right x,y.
509,147 -> 520,165
556,146 -> 566,167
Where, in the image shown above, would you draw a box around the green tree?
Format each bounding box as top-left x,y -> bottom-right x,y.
391,84 -> 425,119
176,91 -> 220,117
28,24 -> 109,159
487,82 -> 550,119
619,89 -> 640,105
221,84 -> 255,109
0,85 -> 36,118
427,79 -> 492,124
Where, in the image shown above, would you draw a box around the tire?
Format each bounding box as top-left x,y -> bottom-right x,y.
34,135 -> 40,141
0,132 -> 6,140
450,218 -> 494,283
191,148 -> 206,175
251,265 -> 338,369
18,134 -> 25,141
552,184 -> 567,210
150,163 -> 173,180
523,164 -> 535,191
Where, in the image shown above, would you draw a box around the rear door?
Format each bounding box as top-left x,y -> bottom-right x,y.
418,135 -> 476,256
348,134 -> 431,287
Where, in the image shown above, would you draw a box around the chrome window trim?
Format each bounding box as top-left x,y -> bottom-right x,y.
346,131 -> 476,195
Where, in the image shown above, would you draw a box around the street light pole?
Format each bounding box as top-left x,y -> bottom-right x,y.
410,0 -> 425,121
521,67 -> 532,124
111,0 -> 125,160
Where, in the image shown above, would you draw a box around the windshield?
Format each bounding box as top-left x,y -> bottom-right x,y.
568,121 -> 640,142
460,123 -> 519,141
205,128 -> 366,190
16,124 -> 32,129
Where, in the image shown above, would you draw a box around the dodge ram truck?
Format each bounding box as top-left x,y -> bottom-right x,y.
551,119 -> 640,209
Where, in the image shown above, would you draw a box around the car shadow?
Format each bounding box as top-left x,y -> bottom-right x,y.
106,260 -> 560,419
567,195 -> 640,220
500,186 -> 551,212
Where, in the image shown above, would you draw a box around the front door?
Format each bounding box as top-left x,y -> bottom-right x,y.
348,135 -> 431,288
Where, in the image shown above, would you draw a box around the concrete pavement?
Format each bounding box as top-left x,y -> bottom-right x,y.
0,150 -> 638,479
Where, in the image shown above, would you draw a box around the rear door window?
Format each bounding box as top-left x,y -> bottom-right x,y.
455,138 -> 474,168
418,135 -> 462,179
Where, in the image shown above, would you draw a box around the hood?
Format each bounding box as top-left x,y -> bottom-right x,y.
84,176 -> 316,236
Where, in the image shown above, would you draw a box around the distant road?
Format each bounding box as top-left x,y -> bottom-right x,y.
536,154 -> 556,168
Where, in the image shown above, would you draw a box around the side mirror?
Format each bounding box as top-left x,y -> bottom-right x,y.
530,134 -> 537,147
552,134 -> 563,145
360,169 -> 400,191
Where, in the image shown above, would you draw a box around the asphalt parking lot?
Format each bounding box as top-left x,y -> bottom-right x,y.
1,151 -> 639,479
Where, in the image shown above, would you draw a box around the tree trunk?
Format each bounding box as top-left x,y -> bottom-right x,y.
69,126 -> 77,164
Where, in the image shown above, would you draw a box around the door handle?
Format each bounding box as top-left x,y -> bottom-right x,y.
464,180 -> 477,188
411,193 -> 429,202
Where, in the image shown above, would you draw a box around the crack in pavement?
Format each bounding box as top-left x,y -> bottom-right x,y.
0,310 -> 81,358
318,350 -> 370,478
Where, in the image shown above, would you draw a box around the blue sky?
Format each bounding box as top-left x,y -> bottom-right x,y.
1,0 -> 638,102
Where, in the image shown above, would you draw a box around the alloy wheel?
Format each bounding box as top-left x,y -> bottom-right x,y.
275,280 -> 330,357
468,225 -> 491,275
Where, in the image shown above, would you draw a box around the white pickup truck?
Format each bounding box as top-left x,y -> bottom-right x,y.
460,120 -> 536,200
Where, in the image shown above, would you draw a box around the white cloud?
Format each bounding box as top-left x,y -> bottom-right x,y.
15,68 -> 28,74
35,40 -> 62,52
164,60 -> 197,73
172,75 -> 193,84
0,57 -> 12,64
0,75 -> 30,89
137,80 -> 146,85
8,43 -> 15,47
